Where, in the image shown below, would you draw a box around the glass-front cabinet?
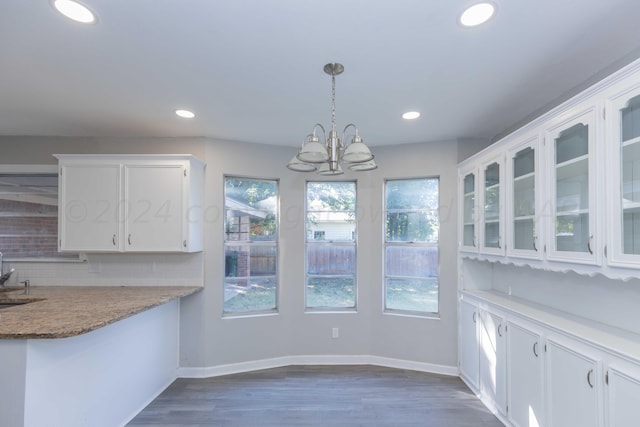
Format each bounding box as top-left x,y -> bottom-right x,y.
608,87 -> 640,267
506,136 -> 541,259
460,165 -> 478,252
546,109 -> 599,265
480,156 -> 505,255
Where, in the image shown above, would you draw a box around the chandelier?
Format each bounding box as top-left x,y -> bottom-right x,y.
287,63 -> 377,175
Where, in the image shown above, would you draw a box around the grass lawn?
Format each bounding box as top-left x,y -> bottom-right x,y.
224,277 -> 438,313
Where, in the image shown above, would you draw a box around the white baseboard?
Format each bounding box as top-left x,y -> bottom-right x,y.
178,355 -> 458,378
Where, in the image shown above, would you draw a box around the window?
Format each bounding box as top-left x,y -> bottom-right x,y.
224,177 -> 278,315
384,178 -> 439,314
306,181 -> 356,310
0,167 -> 78,260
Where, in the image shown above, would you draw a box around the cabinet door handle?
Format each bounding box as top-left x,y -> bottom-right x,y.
587,369 -> 594,388
587,235 -> 594,255
533,342 -> 539,357
128,234 -> 132,245
533,236 -> 538,252
497,236 -> 501,249
112,234 -> 116,246
472,311 -> 477,323
498,324 -> 503,337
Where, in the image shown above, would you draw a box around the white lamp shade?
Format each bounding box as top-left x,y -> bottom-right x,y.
342,141 -> 373,163
287,155 -> 316,172
297,141 -> 329,163
348,159 -> 377,171
318,162 -> 344,176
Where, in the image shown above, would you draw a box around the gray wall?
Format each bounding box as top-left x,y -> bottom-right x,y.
179,138 -> 461,369
0,135 -> 479,371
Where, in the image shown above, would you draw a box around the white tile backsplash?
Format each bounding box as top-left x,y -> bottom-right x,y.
3,253 -> 203,287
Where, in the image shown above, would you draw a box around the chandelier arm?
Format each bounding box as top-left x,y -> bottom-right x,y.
311,123 -> 326,141
341,123 -> 359,149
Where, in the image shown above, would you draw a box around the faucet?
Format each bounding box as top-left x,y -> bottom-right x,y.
0,252 -> 15,286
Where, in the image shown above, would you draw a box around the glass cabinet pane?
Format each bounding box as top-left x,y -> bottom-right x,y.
621,95 -> 640,254
555,123 -> 589,253
513,147 -> 535,251
463,173 -> 475,247
484,162 -> 500,248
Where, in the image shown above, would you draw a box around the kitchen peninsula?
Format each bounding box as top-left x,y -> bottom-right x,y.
0,285 -> 201,427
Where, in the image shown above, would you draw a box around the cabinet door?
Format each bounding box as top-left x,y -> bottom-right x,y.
546,339 -> 602,427
59,164 -> 120,252
480,157 -> 505,255
124,164 -> 186,252
479,310 -> 506,415
507,136 -> 542,259
608,87 -> 640,267
607,365 -> 640,427
546,108 -> 600,265
507,322 -> 544,427
459,299 -> 479,390
460,167 -> 478,252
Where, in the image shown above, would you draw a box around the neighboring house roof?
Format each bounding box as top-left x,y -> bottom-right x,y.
225,197 -> 268,219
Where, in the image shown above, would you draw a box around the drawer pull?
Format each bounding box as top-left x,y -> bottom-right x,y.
128,234 -> 132,245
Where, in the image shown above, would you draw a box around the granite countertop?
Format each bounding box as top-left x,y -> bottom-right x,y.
0,285 -> 202,339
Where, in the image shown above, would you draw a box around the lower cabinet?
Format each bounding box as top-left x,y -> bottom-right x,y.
607,364 -> 640,427
507,321 -> 544,427
546,338 -> 602,427
479,309 -> 507,416
459,299 -> 479,390
459,293 -> 640,427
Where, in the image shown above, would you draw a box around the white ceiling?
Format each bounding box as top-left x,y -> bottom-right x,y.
2,1 -> 640,147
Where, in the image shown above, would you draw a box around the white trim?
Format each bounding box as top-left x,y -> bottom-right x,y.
178,355 -> 458,378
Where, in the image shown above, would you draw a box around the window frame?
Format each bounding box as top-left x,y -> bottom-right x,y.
222,175 -> 280,317
305,180 -> 358,313
383,176 -> 440,317
0,164 -> 83,263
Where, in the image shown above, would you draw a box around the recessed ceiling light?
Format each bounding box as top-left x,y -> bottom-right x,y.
175,109 -> 195,119
53,0 -> 96,24
402,111 -> 421,120
459,2 -> 496,27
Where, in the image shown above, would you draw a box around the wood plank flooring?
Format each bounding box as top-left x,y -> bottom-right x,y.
128,365 -> 503,427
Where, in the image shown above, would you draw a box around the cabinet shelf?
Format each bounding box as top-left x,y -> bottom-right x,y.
556,155 -> 588,182
514,171 -> 534,182
556,209 -> 588,216
622,135 -> 640,147
514,215 -> 535,221
622,199 -> 640,211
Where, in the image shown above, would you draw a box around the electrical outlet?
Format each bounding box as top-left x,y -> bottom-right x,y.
332,327 -> 339,339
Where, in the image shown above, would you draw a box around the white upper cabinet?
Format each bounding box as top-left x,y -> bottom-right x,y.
607,84 -> 640,268
479,155 -> 505,255
57,154 -> 205,253
545,108 -> 600,265
506,135 -> 542,259
58,163 -> 121,252
460,164 -> 478,253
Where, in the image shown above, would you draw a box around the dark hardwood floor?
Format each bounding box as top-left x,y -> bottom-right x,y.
128,365 -> 503,426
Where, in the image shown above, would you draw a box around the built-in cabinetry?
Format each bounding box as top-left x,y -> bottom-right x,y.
459,291 -> 640,427
458,54 -> 640,427
458,56 -> 640,278
56,154 -> 205,253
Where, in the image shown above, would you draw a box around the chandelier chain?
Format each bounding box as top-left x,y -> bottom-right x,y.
331,74 -> 337,133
